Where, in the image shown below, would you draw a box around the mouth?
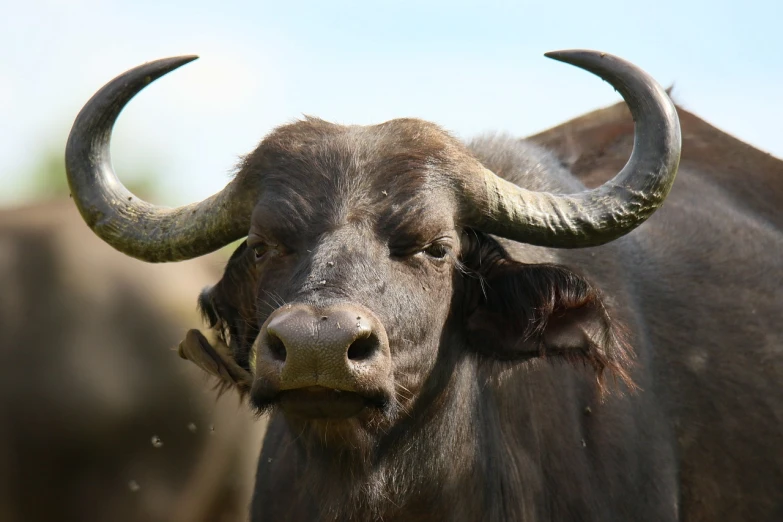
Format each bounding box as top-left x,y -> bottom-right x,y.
264,386 -> 388,420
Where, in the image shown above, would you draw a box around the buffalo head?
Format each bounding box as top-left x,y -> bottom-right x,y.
65,51 -> 680,454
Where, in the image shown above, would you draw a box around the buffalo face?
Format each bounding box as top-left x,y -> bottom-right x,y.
195,119 -> 471,446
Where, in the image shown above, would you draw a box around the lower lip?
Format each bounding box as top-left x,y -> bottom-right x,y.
279,387 -> 369,419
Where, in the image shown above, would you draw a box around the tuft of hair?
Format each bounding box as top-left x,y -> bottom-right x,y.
490,261 -> 636,395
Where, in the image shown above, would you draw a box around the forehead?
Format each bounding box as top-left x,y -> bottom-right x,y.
244,118 -> 463,235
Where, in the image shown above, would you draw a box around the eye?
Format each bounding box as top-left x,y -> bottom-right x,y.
249,240 -> 288,262
422,242 -> 449,260
389,236 -> 453,262
250,242 -> 269,260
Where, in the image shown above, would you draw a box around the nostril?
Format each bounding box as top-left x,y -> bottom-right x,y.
267,333 -> 287,362
347,334 -> 380,362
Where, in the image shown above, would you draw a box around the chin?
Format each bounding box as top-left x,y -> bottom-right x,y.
251,382 -> 399,449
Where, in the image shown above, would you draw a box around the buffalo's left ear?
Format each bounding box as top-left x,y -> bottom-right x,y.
465,260 -> 635,392
177,329 -> 253,396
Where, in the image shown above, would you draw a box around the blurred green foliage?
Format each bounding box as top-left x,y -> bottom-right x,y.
27,149 -> 158,200
24,147 -> 241,260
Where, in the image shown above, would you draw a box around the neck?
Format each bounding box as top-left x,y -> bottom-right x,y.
286,351 -> 553,521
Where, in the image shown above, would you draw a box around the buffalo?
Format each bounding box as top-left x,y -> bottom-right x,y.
65,50 -> 782,521
0,200 -> 264,522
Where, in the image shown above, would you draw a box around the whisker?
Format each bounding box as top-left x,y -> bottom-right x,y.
394,381 -> 413,395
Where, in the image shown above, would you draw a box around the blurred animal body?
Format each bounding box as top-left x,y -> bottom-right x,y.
0,201 -> 264,522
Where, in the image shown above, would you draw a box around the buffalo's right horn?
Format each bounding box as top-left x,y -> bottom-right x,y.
65,56 -> 259,263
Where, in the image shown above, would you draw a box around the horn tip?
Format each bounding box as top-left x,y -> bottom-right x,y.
544,49 -> 611,64
150,55 -> 199,73
169,55 -> 199,67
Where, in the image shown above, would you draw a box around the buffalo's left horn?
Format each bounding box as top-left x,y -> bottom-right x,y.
65,56 -> 258,262
460,50 -> 681,248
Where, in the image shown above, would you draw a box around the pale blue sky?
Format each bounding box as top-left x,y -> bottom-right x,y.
1,0 -> 781,207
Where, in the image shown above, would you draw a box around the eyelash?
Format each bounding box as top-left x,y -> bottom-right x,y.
421,242 -> 449,259
249,242 -> 283,261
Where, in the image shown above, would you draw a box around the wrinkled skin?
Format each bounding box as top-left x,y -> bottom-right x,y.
190,107 -> 783,522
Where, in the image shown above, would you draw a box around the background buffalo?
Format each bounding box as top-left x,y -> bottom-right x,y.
0,200 -> 265,522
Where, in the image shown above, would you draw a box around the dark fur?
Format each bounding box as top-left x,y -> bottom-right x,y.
195,108 -> 783,521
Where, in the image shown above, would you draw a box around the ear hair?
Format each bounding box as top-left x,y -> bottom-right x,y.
198,286 -> 221,328
195,241 -> 259,371
461,232 -> 635,394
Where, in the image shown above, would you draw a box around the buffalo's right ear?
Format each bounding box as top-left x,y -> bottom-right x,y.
198,286 -> 221,328
177,329 -> 253,396
197,240 -> 252,329
195,241 -> 260,371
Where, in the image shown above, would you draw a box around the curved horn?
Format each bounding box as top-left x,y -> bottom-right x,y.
65,56 -> 258,262
462,50 -> 681,248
